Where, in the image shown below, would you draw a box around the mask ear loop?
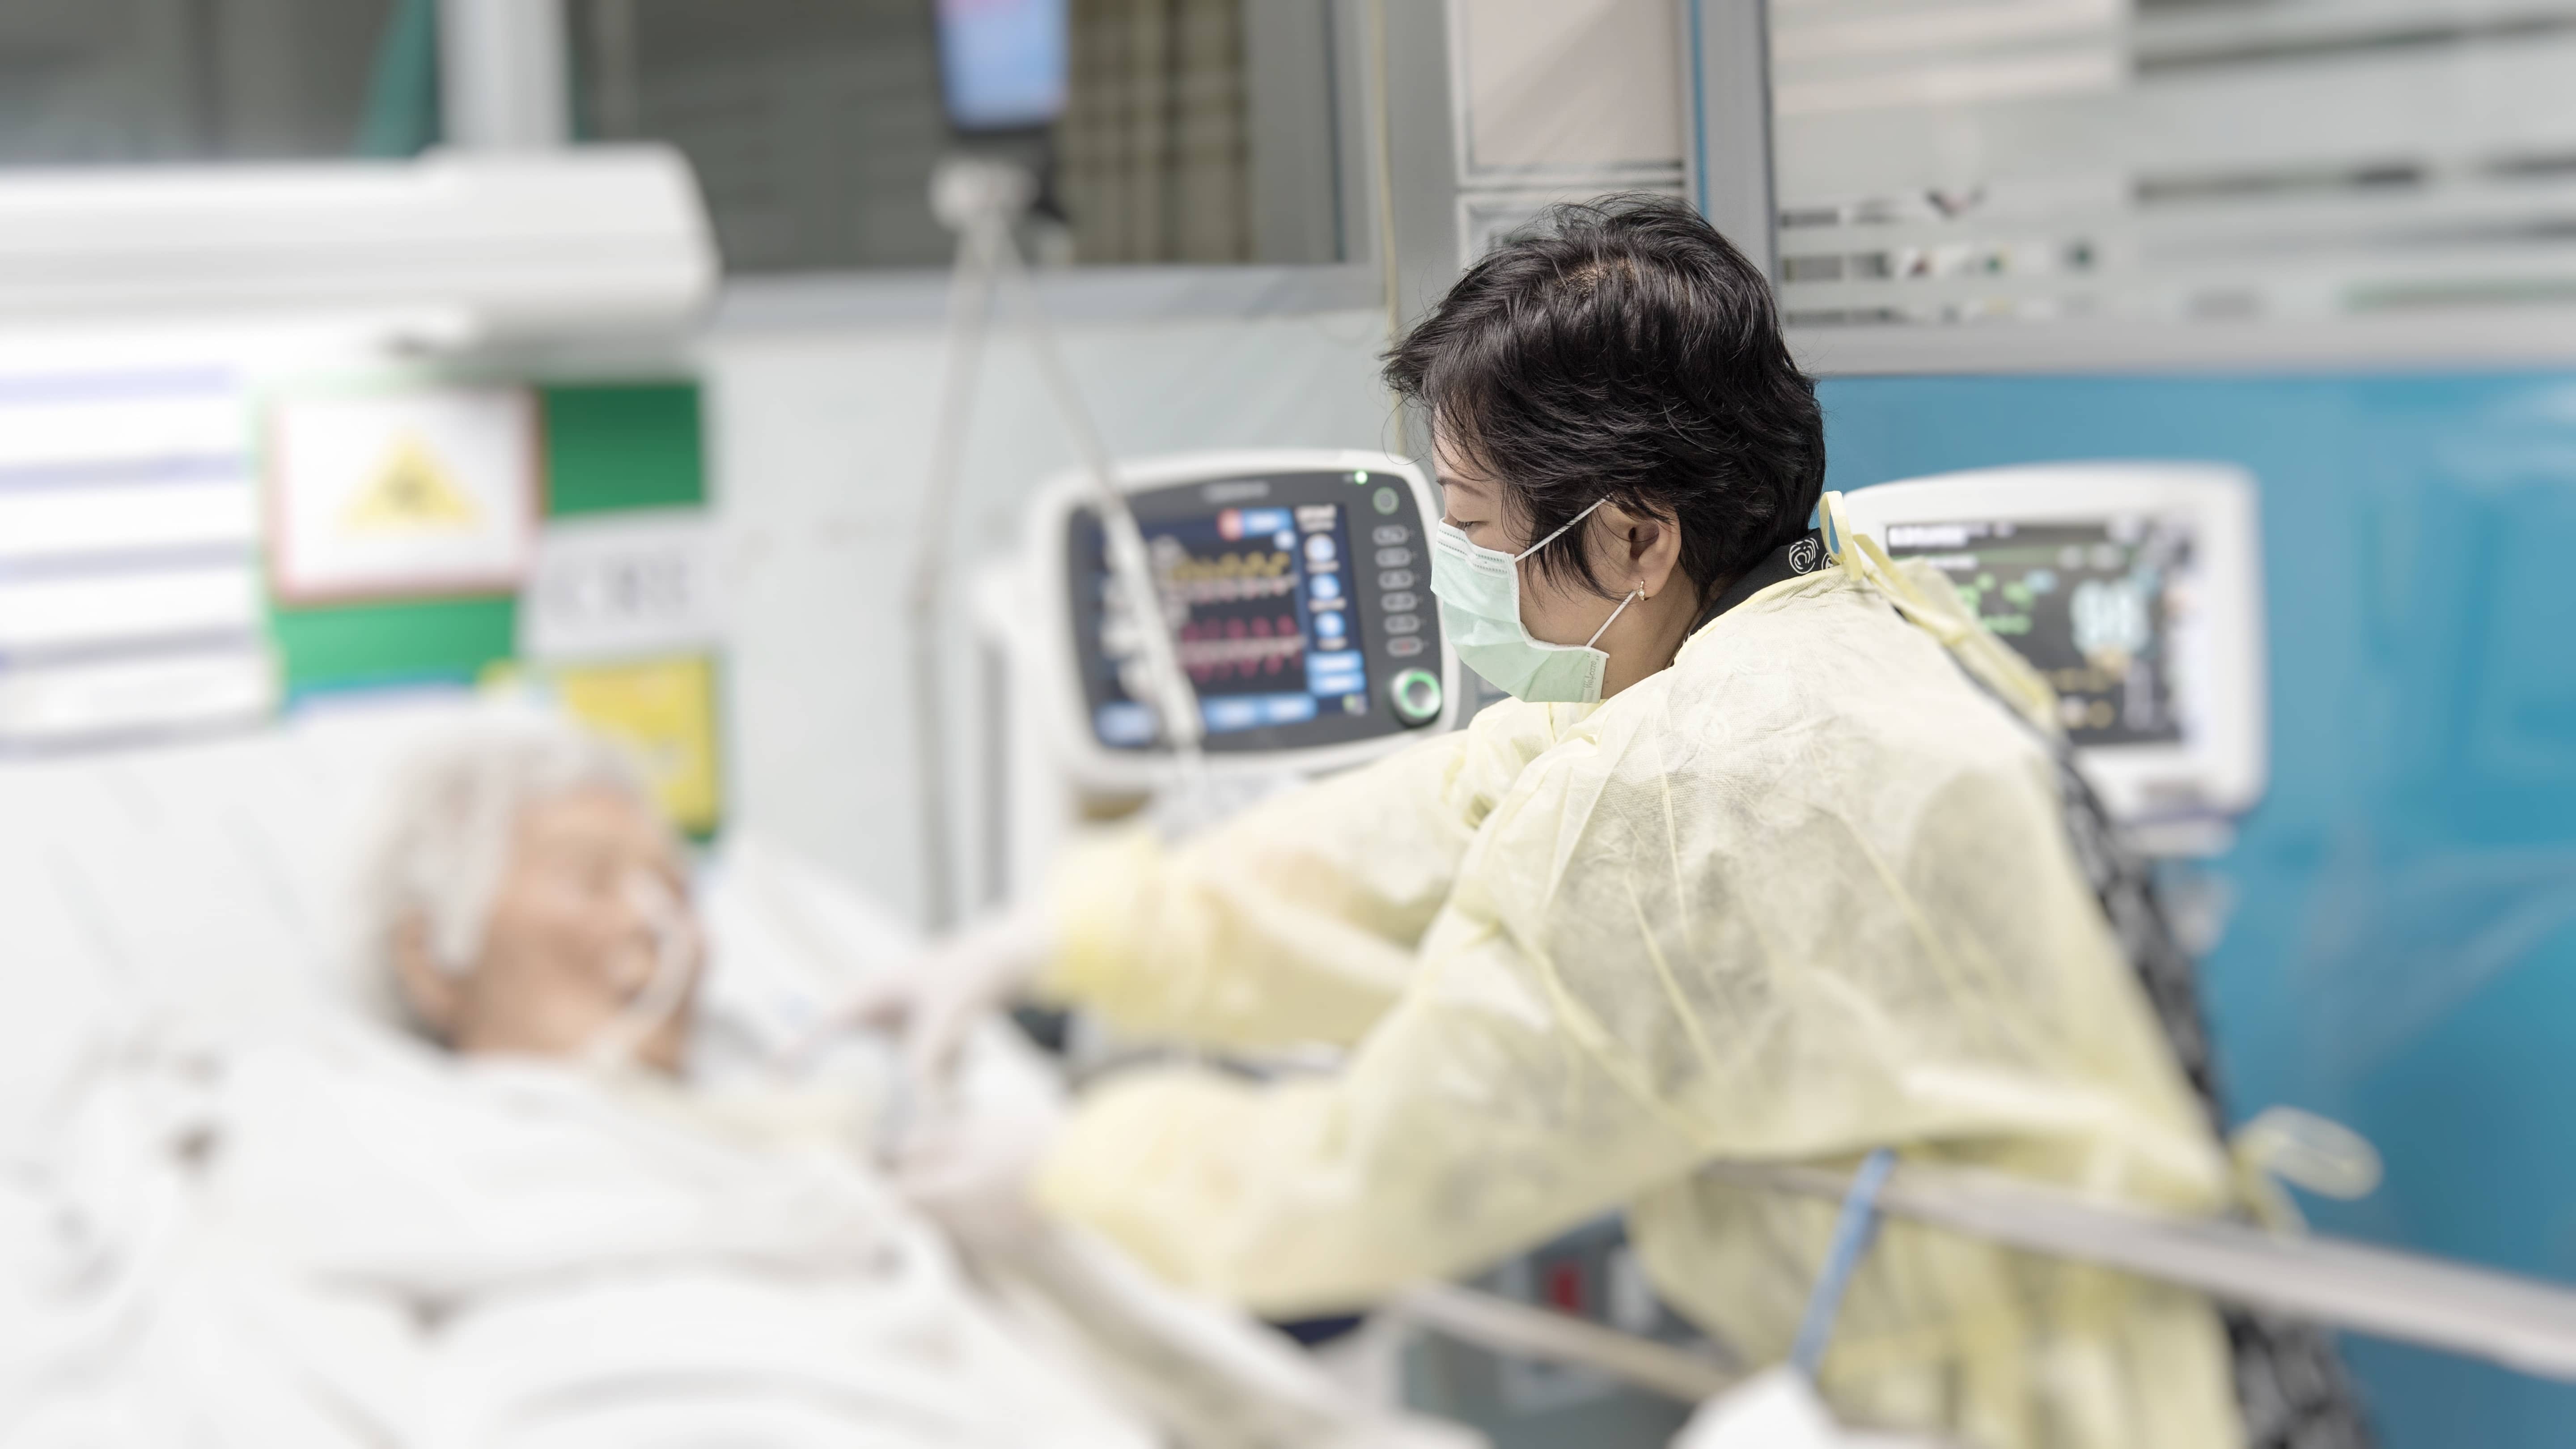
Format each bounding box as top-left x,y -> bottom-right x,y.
1521,497 -> 1640,650
1581,586 -> 1644,649
1511,496 -> 1613,563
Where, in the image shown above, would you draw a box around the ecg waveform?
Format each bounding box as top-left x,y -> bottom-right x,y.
1177,614 -> 1304,680
1169,572 -> 1299,604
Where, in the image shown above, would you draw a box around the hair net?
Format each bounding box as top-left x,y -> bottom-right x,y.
364,713 -> 658,979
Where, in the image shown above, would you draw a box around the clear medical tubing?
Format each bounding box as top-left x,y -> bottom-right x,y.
582,871 -> 696,1073
907,160 -> 1208,927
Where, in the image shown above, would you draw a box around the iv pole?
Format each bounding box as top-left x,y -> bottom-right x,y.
906,158 -> 1207,930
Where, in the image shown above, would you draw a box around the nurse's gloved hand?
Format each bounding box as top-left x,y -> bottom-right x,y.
891,1083 -> 1063,1251
844,902 -> 1051,1091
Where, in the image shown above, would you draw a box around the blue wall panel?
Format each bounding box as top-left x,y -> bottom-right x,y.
1822,374 -> 2576,1447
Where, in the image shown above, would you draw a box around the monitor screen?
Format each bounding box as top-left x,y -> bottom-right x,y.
1085,501 -> 1372,745
1881,516 -> 2197,748
934,0 -> 1068,132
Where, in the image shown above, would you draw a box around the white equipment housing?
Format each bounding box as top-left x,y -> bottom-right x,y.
0,147 -> 719,344
1839,463 -> 2268,834
974,450 -> 1459,902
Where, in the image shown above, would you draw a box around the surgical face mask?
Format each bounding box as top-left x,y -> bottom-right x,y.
1430,497 -> 1642,704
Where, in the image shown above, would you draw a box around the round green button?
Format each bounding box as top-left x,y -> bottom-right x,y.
1372,486 -> 1400,515
1389,667 -> 1443,725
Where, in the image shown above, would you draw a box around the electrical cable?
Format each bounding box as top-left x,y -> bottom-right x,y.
906,160 -> 1215,926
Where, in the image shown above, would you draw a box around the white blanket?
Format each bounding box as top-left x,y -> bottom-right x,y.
0,1012 -> 1163,1449
0,1010 -> 1487,1449
0,778 -> 1476,1449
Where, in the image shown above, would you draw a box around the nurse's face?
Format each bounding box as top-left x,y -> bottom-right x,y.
395,788 -> 699,1073
1434,419 -> 1656,650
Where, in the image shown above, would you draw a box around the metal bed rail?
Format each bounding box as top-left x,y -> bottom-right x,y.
1386,1159 -> 2576,1402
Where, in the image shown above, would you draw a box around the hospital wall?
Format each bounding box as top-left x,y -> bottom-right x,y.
701,292 -> 1396,919
1825,372 -> 2576,1449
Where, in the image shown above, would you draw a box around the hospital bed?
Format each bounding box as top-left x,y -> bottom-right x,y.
0,680 -> 1721,1445
0,690 -> 1500,1449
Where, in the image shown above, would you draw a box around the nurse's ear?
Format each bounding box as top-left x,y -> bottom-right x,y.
391,914 -> 464,1046
1594,501 -> 1686,599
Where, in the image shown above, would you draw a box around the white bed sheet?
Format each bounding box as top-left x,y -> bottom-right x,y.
0,697 -> 1479,1449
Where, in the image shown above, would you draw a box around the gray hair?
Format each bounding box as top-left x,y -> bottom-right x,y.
364,714 -> 659,980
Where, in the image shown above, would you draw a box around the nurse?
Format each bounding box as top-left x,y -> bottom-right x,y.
873,197 -> 2351,1449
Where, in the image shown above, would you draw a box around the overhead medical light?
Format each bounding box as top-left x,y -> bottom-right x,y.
0,146 -> 720,348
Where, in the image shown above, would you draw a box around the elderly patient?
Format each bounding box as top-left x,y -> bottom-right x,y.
373,717 -> 706,1075
3,715 -> 1453,1449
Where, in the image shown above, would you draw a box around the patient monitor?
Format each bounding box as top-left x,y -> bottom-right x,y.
974,450 -> 1459,898
1839,463 -> 2267,840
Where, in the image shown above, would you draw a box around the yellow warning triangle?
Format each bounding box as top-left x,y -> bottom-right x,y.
343,432 -> 483,533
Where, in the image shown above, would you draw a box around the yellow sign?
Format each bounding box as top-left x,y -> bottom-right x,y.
343,432 -> 483,534
269,387 -> 537,601
485,654 -> 723,835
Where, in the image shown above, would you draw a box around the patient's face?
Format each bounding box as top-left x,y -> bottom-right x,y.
397,788 -> 699,1073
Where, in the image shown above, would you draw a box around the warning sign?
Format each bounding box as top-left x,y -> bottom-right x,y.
342,433 -> 484,533
270,387 -> 536,602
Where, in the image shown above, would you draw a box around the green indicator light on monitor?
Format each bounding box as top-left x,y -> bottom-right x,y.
1389,668 -> 1443,725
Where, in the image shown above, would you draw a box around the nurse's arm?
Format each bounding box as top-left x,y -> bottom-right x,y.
1030,923 -> 1713,1317
1035,727 -> 1484,1051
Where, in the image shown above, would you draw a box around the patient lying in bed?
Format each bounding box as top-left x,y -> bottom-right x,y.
0,715 -> 1463,1449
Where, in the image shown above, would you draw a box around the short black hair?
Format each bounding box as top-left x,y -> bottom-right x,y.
1383,194 -> 1825,606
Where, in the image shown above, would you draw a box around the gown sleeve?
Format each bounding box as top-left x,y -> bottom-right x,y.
1031,728 -> 1725,1317
1037,700 -> 1559,1051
